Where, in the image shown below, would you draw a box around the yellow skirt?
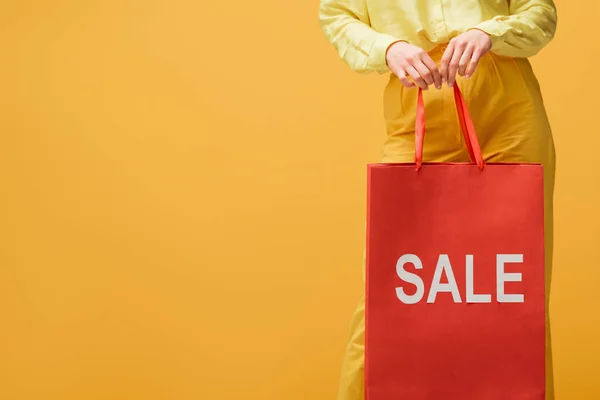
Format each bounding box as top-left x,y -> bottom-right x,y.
338,47 -> 556,400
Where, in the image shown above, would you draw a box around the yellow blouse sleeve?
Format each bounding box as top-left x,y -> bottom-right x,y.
318,0 -> 402,74
474,0 -> 557,58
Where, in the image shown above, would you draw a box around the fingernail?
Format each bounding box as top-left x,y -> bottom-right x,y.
465,74 -> 470,78
436,85 -> 441,90
449,82 -> 453,87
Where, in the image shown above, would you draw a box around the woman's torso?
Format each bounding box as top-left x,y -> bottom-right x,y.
367,0 -> 510,52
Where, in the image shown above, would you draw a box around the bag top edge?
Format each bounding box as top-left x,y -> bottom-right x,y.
367,162 -> 543,167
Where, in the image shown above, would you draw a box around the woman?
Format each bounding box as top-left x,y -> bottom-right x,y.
318,1 -> 557,399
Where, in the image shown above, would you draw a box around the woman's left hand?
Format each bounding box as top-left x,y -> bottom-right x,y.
440,29 -> 492,87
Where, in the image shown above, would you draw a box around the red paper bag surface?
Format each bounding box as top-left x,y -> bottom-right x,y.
364,87 -> 545,400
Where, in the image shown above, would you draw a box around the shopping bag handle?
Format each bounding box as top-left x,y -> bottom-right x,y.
415,85 -> 485,170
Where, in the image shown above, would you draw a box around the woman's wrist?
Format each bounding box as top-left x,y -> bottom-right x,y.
385,40 -> 408,66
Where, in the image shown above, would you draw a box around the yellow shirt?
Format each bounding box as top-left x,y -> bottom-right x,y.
318,0 -> 557,74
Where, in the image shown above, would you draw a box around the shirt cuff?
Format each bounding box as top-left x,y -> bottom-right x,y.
472,19 -> 511,53
370,34 -> 405,74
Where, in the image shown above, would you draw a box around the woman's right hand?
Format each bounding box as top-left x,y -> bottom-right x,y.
386,41 -> 442,90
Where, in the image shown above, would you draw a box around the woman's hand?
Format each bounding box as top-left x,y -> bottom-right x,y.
386,41 -> 442,90
440,29 -> 492,87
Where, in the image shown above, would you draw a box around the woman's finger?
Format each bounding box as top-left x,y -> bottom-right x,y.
421,55 -> 442,89
405,65 -> 429,90
465,50 -> 483,78
440,44 -> 454,83
413,61 -> 435,87
396,69 -> 415,88
458,45 -> 474,77
446,44 -> 464,87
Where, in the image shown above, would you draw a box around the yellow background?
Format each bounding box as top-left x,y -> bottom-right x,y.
0,1 -> 597,399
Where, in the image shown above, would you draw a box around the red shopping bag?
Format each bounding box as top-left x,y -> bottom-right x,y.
365,86 -> 545,400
